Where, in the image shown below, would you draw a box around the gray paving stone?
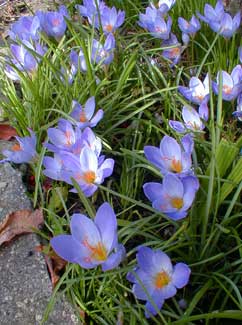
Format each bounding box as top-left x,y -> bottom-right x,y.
0,141 -> 80,324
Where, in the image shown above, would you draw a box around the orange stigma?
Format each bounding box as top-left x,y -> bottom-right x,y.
171,197 -> 184,209
105,24 -> 113,33
170,47 -> 180,58
82,171 -> 96,184
83,240 -> 107,262
222,85 -> 232,94
154,271 -> 170,289
11,143 -> 21,151
52,18 -> 60,26
79,111 -> 87,123
65,131 -> 73,146
170,158 -> 182,173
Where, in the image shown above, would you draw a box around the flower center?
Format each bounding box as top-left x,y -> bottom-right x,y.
83,240 -> 107,262
105,24 -> 113,32
170,47 -> 180,57
65,131 -> 73,146
11,143 -> 21,151
155,26 -> 166,33
82,171 -> 96,184
79,111 -> 87,123
52,18 -> 60,27
222,85 -> 232,94
154,271 -> 170,289
171,197 -> 184,209
170,158 -> 182,173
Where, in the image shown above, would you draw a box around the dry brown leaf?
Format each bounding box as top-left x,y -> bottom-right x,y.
0,124 -> 18,140
0,209 -> 44,246
35,244 -> 67,287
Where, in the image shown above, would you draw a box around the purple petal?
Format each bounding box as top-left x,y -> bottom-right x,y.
172,262 -> 191,288
70,213 -> 101,246
145,290 -> 164,318
95,202 -> 117,253
144,145 -> 162,169
50,235 -> 82,263
101,244 -> 126,271
143,182 -> 163,202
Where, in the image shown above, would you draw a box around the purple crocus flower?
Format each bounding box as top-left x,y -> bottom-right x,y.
8,40 -> 45,76
61,146 -> 114,197
42,153 -> 65,181
138,7 -> 172,40
233,93 -> 242,120
70,48 -> 87,73
51,202 -> 125,271
178,15 -> 200,36
8,15 -> 41,41
144,135 -> 193,176
178,74 -> 210,105
143,174 -> 199,220
37,5 -> 68,39
169,102 -> 209,133
151,0 -> 176,13
71,97 -> 104,129
46,118 -> 81,154
212,65 -> 242,101
127,246 -> 191,318
101,7 -> 125,34
76,0 -> 106,28
91,34 -> 116,65
197,1 -> 240,38
161,33 -> 182,66
1,130 -> 37,164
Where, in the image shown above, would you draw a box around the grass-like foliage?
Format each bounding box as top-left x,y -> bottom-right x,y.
0,0 -> 242,323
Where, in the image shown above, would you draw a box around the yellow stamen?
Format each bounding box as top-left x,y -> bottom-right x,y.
222,85 -> 232,94
82,171 -> 96,184
105,24 -> 113,32
170,158 -> 182,173
79,111 -> 87,123
11,143 -> 21,151
83,240 -> 107,261
154,271 -> 170,289
171,197 -> 184,209
65,131 -> 73,146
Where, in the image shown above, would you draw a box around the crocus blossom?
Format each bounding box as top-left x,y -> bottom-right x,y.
161,33 -> 182,66
151,0 -> 176,13
178,15 -> 200,36
8,15 -> 41,41
138,7 -> 172,40
143,174 -> 199,220
178,74 -> 210,105
101,6 -> 125,34
76,0 -> 106,28
70,97 -> 104,129
127,246 -> 191,318
6,40 -> 46,79
37,5 -> 68,39
212,65 -> 242,101
197,1 -> 240,38
144,135 -> 193,176
169,103 -> 209,133
91,34 -> 116,65
1,130 -> 37,164
60,146 -> 114,197
51,202 -> 125,271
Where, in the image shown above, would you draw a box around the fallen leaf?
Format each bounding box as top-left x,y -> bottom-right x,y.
0,124 -> 18,140
35,244 -> 67,287
0,209 -> 44,246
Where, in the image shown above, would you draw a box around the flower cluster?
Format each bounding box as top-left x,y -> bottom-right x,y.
197,0 -> 241,39
43,97 -> 113,197
143,135 -> 199,220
